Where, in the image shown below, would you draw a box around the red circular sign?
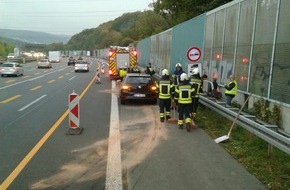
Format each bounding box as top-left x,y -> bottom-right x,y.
187,47 -> 201,62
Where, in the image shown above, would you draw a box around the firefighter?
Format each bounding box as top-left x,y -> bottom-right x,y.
145,63 -> 155,76
189,68 -> 202,120
172,63 -> 185,86
171,63 -> 185,109
175,73 -> 195,131
119,68 -> 127,81
118,62 -> 128,81
156,69 -> 174,122
224,75 -> 238,107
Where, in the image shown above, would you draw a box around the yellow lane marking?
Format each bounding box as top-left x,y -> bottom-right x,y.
0,77 -> 95,189
23,76 -> 30,79
0,95 -> 22,104
47,80 -> 55,84
35,73 -> 41,75
65,73 -> 70,75
58,76 -> 64,79
5,80 -> 15,83
30,86 -> 42,91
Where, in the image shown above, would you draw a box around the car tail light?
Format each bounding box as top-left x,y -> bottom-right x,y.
122,85 -> 130,90
151,86 -> 157,91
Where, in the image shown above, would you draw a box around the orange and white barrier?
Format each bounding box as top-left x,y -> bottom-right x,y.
95,68 -> 101,84
101,64 -> 105,74
66,90 -> 83,135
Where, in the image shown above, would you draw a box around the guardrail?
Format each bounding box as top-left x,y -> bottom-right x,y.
144,72 -> 289,154
6,57 -> 37,63
199,94 -> 290,155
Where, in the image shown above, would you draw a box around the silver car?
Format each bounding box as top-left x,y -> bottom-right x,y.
74,60 -> 89,72
0,62 -> 24,77
37,59 -> 52,68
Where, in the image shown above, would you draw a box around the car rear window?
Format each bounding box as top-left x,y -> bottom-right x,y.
2,63 -> 13,67
126,76 -> 152,84
76,61 -> 87,64
40,59 -> 48,62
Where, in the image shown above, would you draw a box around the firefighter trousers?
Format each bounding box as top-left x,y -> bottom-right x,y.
159,98 -> 171,119
192,97 -> 199,114
178,103 -> 192,125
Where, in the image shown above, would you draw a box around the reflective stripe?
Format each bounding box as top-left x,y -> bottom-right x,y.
190,78 -> 201,97
157,80 -> 172,99
175,85 -> 195,104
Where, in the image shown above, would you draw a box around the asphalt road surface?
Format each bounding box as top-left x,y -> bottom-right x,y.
0,57 -> 266,190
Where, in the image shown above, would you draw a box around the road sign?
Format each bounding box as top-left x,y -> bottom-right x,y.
187,47 -> 201,62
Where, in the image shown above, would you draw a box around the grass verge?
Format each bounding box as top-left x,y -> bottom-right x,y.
196,105 -> 290,190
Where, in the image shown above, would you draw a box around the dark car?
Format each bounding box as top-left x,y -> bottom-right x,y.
119,73 -> 157,104
68,57 -> 76,66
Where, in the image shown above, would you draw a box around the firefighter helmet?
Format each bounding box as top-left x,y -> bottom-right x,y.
192,68 -> 199,75
180,73 -> 188,81
175,63 -> 182,68
161,69 -> 169,76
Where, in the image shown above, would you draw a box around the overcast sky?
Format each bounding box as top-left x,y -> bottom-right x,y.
0,0 -> 154,36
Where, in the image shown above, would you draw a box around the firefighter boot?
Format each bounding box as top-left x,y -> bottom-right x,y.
178,120 -> 183,129
160,117 -> 165,123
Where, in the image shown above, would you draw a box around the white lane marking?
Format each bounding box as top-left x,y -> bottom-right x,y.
18,95 -> 47,111
105,80 -> 123,190
28,75 -> 44,81
69,76 -> 76,81
0,67 -> 70,90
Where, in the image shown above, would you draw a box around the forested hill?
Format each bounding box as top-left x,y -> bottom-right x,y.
66,11 -> 169,50
66,0 -> 232,50
0,29 -> 70,44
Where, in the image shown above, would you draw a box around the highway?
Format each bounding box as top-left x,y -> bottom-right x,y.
0,57 -> 266,189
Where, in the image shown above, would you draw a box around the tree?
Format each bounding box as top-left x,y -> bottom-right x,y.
0,41 -> 14,58
153,0 -> 233,26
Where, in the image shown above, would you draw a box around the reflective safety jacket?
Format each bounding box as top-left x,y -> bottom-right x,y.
119,69 -> 127,78
225,80 -> 238,96
175,83 -> 195,104
190,75 -> 201,98
145,67 -> 155,76
156,78 -> 174,99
